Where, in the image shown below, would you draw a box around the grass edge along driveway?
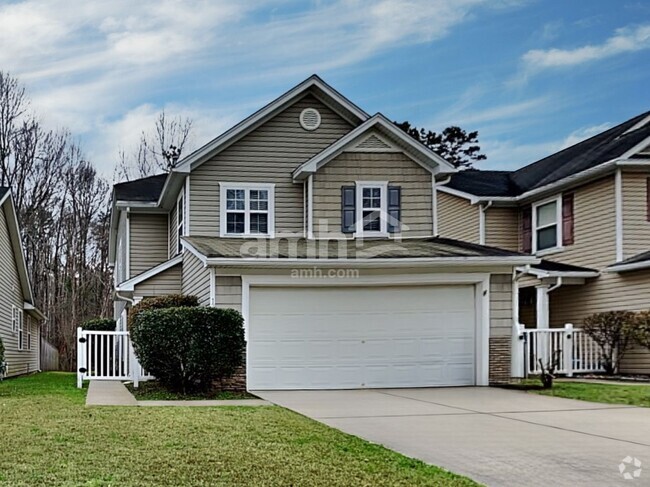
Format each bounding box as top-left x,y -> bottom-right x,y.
515,380 -> 650,408
0,373 -> 480,486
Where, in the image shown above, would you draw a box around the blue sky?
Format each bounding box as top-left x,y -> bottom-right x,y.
1,0 -> 649,178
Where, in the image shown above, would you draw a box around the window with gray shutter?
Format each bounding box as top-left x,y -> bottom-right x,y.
387,186 -> 401,233
341,186 -> 356,233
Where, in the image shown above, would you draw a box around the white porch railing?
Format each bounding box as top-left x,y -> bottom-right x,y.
76,328 -> 153,388
517,324 -> 605,377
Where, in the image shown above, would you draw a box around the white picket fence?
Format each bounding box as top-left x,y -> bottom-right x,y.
519,324 -> 605,376
76,328 -> 153,388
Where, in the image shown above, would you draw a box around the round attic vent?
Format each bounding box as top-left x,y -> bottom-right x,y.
299,108 -> 321,131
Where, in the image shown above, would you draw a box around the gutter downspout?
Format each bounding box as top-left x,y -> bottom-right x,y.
479,201 -> 493,245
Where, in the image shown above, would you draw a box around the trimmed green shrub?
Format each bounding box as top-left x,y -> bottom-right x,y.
0,336 -> 6,379
583,311 -> 636,374
130,307 -> 244,393
128,294 -> 199,330
81,318 -> 117,331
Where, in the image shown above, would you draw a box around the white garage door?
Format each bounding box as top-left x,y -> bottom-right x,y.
248,285 -> 476,390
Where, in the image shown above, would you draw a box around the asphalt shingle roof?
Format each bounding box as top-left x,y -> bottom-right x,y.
113,174 -> 168,202
184,236 -> 527,260
615,250 -> 650,266
532,259 -> 598,274
0,187 -> 9,201
446,111 -> 650,197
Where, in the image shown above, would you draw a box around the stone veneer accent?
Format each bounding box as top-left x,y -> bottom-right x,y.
218,352 -> 247,392
489,336 -> 511,384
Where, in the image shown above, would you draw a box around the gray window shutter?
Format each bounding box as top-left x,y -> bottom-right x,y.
341,186 -> 356,233
387,186 -> 401,233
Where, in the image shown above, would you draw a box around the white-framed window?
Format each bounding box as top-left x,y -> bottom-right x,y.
355,181 -> 388,236
176,189 -> 185,254
219,183 -> 275,237
532,196 -> 562,253
17,308 -> 24,351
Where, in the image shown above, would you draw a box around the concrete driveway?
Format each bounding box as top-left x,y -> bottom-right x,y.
254,387 -> 650,487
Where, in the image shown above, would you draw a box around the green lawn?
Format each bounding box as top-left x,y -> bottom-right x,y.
513,380 -> 650,407
126,380 -> 256,401
0,373 -> 479,486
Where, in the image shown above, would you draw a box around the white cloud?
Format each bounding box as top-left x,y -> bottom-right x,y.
559,122 -> 611,149
522,24 -> 650,69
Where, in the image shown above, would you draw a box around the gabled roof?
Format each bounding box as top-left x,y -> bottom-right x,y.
0,188 -> 37,309
174,75 -> 369,174
292,114 -> 458,180
445,110 -> 650,199
113,173 -> 168,203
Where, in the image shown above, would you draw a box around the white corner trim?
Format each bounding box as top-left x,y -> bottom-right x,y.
181,239 -> 209,266
241,272 -> 491,386
307,175 -> 314,239
185,175 -> 191,235
432,174 -> 438,236
615,168 -> 623,262
126,207 -> 131,279
478,201 -> 492,245
218,182 -> 276,238
209,268 -> 216,307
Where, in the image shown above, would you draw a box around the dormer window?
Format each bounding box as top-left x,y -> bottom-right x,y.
219,183 -> 275,237
357,182 -> 387,235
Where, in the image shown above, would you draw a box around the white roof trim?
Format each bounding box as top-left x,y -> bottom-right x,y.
605,259 -> 650,273
292,114 -> 458,180
622,115 -> 650,136
206,255 -> 539,268
436,185 -> 480,204
116,254 -> 183,292
174,75 -> 369,174
516,266 -> 600,279
621,134 -> 650,159
0,190 -> 35,305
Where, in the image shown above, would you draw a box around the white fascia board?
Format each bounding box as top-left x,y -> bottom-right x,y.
620,134 -> 650,158
515,265 -> 599,279
174,76 -> 369,174
605,260 -> 650,273
116,254 -> 183,292
180,239 -> 209,266
436,185 -> 481,204
293,114 -> 457,181
205,255 -> 539,268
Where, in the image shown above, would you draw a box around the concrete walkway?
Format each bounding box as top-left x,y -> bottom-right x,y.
85,380 -> 269,407
255,387 -> 650,487
86,380 -> 138,406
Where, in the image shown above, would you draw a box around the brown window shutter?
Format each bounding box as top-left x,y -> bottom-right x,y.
521,206 -> 532,253
647,178 -> 650,222
562,193 -> 575,246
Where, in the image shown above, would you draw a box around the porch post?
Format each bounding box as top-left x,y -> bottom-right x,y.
76,327 -> 84,389
536,285 -> 550,367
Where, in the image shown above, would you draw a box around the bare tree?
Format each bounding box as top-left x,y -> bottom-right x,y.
0,70 -> 113,370
116,110 -> 193,181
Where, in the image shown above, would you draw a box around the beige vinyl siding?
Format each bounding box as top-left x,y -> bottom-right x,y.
622,171 -> 650,259
490,274 -> 513,337
189,94 -> 354,237
129,213 -> 168,278
169,203 -> 178,258
312,152 -> 433,237
182,252 -> 210,306
0,207 -> 37,377
541,177 -> 616,269
550,270 -> 650,373
216,275 -> 242,312
437,192 -> 479,243
485,207 -> 518,251
133,264 -> 182,298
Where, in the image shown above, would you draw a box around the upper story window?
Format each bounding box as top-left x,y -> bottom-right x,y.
176,189 -> 185,254
219,183 -> 275,237
340,181 -> 401,237
533,196 -> 561,252
357,182 -> 388,235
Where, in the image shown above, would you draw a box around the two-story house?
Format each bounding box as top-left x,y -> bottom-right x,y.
0,187 -> 44,377
437,112 -> 650,374
109,75 -> 538,391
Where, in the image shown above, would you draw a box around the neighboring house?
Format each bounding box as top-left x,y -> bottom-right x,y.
436,112 -> 650,374
109,75 -> 537,390
0,188 -> 44,377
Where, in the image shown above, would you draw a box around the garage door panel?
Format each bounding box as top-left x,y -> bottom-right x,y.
248,285 -> 477,390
